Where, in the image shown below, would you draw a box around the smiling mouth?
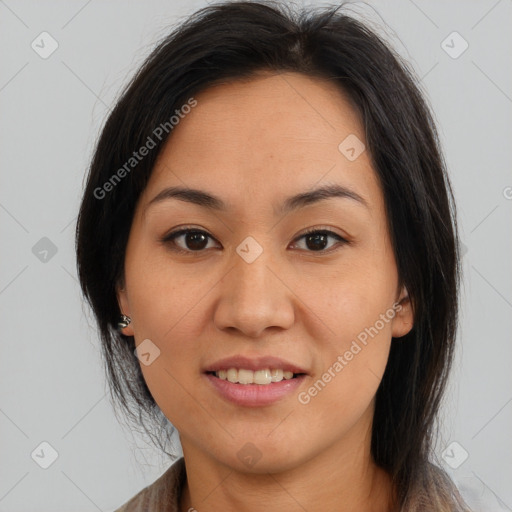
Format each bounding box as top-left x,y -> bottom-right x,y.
206,368 -> 306,385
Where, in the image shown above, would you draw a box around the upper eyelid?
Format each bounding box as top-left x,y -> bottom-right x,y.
163,226 -> 346,240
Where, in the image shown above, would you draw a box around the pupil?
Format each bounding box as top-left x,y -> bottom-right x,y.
187,232 -> 207,250
306,233 -> 327,251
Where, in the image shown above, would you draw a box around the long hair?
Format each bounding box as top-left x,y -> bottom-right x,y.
75,2 -> 470,509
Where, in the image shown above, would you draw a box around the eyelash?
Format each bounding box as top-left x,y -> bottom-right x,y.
160,226 -> 349,255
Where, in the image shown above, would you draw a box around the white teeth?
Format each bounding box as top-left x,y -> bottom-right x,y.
238,369 -> 254,384
254,369 -> 272,385
270,369 -> 283,382
214,368 -> 297,385
226,368 -> 237,383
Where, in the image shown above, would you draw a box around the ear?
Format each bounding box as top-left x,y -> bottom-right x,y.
391,286 -> 414,339
116,280 -> 134,337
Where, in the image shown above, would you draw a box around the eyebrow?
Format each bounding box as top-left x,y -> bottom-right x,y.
145,183 -> 369,216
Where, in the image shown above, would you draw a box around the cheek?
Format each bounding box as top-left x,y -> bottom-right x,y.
125,255 -> 214,428
126,248 -> 213,342
134,301 -> 209,435
302,272 -> 395,419
301,329 -> 392,436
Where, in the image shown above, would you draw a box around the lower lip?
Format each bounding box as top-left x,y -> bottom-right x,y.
204,373 -> 306,407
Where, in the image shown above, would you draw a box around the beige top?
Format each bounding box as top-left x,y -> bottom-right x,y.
113,457 -> 472,512
114,457 -> 186,512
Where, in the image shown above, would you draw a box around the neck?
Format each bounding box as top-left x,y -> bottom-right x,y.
178,423 -> 395,512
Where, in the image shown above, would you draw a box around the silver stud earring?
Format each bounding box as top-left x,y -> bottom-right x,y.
117,314 -> 131,331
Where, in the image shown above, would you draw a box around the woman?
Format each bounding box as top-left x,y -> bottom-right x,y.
75,1 -> 472,510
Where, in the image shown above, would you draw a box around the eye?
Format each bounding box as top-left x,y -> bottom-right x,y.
161,227 -> 219,254
160,226 -> 348,254
291,227 -> 348,253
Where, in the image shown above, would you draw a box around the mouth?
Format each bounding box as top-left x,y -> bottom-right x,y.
205,368 -> 306,385
202,356 -> 309,407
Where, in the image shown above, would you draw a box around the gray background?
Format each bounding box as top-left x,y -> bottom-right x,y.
1,0 -> 511,510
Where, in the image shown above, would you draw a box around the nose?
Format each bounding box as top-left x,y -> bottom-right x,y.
213,245 -> 295,338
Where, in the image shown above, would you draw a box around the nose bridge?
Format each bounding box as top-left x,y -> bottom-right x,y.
231,235 -> 278,306
234,244 -> 271,294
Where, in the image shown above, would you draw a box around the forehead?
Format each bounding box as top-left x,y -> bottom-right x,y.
170,71 -> 364,146
142,71 -> 380,218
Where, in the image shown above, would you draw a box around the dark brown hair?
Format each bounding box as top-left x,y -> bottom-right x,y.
75,1 -> 470,509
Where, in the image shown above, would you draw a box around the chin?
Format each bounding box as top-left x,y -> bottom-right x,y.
211,438 -> 312,475
228,454 -> 303,475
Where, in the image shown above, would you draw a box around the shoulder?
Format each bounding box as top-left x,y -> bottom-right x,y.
113,457 -> 186,512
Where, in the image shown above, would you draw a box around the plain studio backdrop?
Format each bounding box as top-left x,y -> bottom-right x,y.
0,0 -> 511,511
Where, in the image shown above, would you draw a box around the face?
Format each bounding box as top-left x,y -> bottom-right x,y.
117,71 -> 413,474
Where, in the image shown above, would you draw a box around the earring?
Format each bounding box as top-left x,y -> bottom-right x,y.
117,314 -> 132,331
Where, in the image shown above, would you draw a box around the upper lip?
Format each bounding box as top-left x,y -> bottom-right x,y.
203,355 -> 308,374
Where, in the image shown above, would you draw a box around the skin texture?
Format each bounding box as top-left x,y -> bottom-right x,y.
117,71 -> 414,512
